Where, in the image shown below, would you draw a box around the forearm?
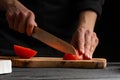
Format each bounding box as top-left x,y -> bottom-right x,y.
0,0 -> 18,11
77,10 -> 97,31
71,10 -> 98,59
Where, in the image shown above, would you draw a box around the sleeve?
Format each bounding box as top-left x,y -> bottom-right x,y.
76,0 -> 105,17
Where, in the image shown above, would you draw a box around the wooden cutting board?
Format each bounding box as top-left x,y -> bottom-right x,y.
0,56 -> 107,69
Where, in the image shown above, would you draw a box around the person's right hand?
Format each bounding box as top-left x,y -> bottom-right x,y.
6,1 -> 37,36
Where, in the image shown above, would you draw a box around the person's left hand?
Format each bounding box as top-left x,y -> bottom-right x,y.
71,27 -> 99,59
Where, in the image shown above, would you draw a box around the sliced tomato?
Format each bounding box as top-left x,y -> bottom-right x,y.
63,54 -> 81,60
14,44 -> 37,58
63,50 -> 83,60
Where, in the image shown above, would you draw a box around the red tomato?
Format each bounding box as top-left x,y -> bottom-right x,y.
63,50 -> 83,60
14,44 -> 37,58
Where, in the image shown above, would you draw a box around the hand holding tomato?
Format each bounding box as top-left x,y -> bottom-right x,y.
63,49 -> 83,60
70,27 -> 99,60
63,49 -> 93,60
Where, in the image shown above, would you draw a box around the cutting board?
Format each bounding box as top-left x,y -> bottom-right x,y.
0,56 -> 107,69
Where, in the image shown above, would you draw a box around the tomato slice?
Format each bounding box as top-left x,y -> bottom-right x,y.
14,44 -> 37,58
63,50 -> 83,60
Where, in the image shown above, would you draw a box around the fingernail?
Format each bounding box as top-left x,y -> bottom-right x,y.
81,49 -> 84,54
88,54 -> 92,59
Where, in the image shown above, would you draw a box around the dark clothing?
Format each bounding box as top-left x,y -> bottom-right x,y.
0,0 -> 105,57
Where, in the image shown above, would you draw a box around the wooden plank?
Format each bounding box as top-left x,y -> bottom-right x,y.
0,56 -> 107,69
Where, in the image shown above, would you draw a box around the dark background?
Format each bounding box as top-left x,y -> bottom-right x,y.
0,0 -> 119,62
94,0 -> 120,62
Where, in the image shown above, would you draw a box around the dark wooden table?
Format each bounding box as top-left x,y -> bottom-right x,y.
0,62 -> 120,80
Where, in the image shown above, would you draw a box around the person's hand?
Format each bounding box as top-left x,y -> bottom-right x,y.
5,1 -> 37,36
71,27 -> 99,59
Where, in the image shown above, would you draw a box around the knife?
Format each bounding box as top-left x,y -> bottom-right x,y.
32,27 -> 76,55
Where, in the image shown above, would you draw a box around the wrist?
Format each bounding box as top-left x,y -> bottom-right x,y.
0,0 -> 18,11
77,10 -> 97,31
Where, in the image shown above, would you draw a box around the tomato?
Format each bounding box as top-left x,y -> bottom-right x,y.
14,44 -> 37,58
63,50 -> 83,60
63,49 -> 93,60
63,54 -> 83,60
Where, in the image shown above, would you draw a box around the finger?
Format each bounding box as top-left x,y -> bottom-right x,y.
6,11 -> 14,29
88,33 -> 99,59
88,33 -> 96,59
26,12 -> 36,36
13,10 -> 20,31
90,33 -> 99,53
77,28 -> 85,54
17,12 -> 26,33
84,30 -> 92,58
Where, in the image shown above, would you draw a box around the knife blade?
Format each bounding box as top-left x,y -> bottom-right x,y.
32,27 -> 76,55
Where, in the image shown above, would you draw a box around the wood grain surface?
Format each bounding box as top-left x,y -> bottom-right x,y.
0,56 -> 107,69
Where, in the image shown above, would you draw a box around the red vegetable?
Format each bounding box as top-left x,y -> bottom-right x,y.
14,44 -> 37,58
63,50 -> 83,60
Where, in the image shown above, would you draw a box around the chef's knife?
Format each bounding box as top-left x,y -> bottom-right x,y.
32,27 -> 76,55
